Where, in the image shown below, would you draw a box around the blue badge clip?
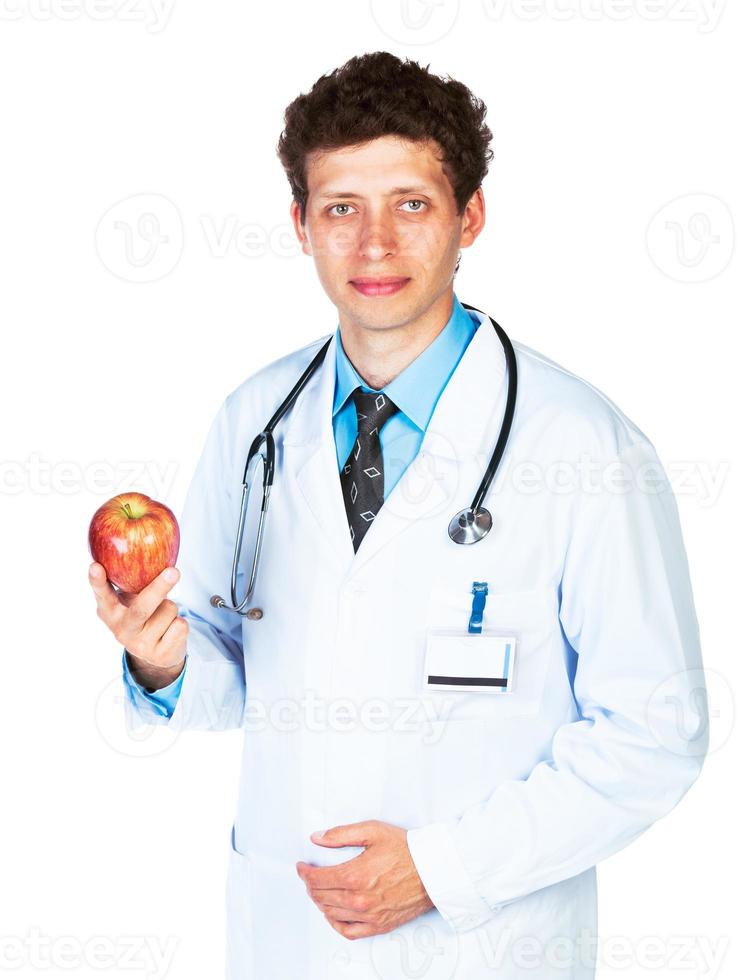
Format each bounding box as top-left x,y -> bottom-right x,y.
468,581 -> 489,634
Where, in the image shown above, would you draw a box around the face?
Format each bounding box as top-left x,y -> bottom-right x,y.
290,135 -> 485,335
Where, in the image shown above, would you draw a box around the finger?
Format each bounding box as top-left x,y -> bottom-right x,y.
153,615 -> 189,662
126,566 -> 181,628
319,904 -> 372,923
89,563 -> 123,619
308,887 -> 358,907
297,861 -> 359,891
324,913 -> 377,940
313,821 -> 378,847
138,599 -> 181,647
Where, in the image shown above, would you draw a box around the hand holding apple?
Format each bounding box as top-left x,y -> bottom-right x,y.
88,492 -> 187,685
89,561 -> 188,684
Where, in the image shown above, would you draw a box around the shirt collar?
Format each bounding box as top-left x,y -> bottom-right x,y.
332,292 -> 477,432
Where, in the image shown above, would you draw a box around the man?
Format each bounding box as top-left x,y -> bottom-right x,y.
89,52 -> 707,979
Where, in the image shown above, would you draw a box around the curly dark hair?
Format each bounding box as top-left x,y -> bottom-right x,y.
276,51 -> 494,225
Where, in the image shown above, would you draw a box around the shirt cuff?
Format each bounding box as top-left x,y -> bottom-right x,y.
122,649 -> 186,719
406,821 -> 499,933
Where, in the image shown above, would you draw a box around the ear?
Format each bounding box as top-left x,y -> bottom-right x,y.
290,200 -> 311,256
459,186 -> 486,249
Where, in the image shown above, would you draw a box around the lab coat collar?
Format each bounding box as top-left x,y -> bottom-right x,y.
283,306 -> 509,573
331,293 -> 478,433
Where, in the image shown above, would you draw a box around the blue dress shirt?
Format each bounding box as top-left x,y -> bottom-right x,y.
122,292 -> 479,718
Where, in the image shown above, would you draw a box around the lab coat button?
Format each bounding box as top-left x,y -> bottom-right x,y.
332,950 -> 350,966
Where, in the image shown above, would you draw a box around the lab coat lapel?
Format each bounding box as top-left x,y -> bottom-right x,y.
350,310 -> 508,571
284,334 -> 356,571
283,311 -> 508,574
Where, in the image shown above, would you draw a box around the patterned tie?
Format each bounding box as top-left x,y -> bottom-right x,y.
340,387 -> 400,552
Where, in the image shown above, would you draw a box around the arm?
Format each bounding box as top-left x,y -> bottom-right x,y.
122,395 -> 247,733
406,439 -> 708,931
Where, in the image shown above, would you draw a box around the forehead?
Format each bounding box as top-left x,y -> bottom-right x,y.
305,135 -> 449,196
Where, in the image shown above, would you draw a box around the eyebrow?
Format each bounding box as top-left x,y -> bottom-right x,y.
318,185 -> 433,200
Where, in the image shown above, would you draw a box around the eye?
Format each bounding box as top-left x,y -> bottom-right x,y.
328,203 -> 355,217
399,199 -> 427,213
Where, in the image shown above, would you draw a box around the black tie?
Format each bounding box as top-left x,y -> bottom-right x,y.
340,387 -> 400,552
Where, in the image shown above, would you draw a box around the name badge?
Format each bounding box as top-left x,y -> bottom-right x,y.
423,630 -> 517,694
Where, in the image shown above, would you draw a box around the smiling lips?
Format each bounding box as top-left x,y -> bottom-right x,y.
350,277 -> 410,297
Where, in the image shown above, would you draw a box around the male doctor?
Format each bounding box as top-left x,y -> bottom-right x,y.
89,52 -> 708,979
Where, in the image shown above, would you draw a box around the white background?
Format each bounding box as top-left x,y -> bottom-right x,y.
1,1 -> 745,978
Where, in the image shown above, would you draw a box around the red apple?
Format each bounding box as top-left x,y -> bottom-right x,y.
88,491 -> 180,594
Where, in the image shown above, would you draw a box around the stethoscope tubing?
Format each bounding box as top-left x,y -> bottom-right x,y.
213,303 -> 516,616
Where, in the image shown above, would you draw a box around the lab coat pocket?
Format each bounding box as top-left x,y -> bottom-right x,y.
225,825 -> 256,979
424,584 -> 558,722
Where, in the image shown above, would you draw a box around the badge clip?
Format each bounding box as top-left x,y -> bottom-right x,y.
468,581 -> 488,634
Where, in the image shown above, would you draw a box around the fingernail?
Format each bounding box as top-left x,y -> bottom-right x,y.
163,568 -> 178,582
311,829 -> 326,839
89,564 -> 100,578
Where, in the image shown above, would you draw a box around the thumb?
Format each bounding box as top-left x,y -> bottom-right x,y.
310,821 -> 377,847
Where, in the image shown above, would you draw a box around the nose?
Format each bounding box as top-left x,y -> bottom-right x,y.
358,213 -> 396,263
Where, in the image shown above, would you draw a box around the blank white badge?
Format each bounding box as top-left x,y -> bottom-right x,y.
424,630 -> 517,694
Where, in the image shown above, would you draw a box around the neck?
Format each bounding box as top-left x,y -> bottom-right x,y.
338,285 -> 456,390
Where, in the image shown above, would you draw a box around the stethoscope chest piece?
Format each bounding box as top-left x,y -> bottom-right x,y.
448,506 -> 493,545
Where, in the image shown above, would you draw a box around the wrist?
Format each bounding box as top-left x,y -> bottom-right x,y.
125,651 -> 185,691
126,649 -> 185,670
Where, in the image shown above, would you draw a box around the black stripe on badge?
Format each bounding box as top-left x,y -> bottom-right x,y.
427,675 -> 507,687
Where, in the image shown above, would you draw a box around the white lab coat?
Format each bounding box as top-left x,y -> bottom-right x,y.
124,308 -> 708,979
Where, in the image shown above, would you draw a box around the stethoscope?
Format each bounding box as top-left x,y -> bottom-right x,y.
210,302 -> 517,619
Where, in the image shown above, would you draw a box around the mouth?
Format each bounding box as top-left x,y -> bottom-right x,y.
349,277 -> 411,297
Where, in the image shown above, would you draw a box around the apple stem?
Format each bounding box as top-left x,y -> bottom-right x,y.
123,502 -> 133,519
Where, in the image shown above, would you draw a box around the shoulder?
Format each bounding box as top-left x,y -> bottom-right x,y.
510,338 -> 653,461
220,332 -> 333,426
